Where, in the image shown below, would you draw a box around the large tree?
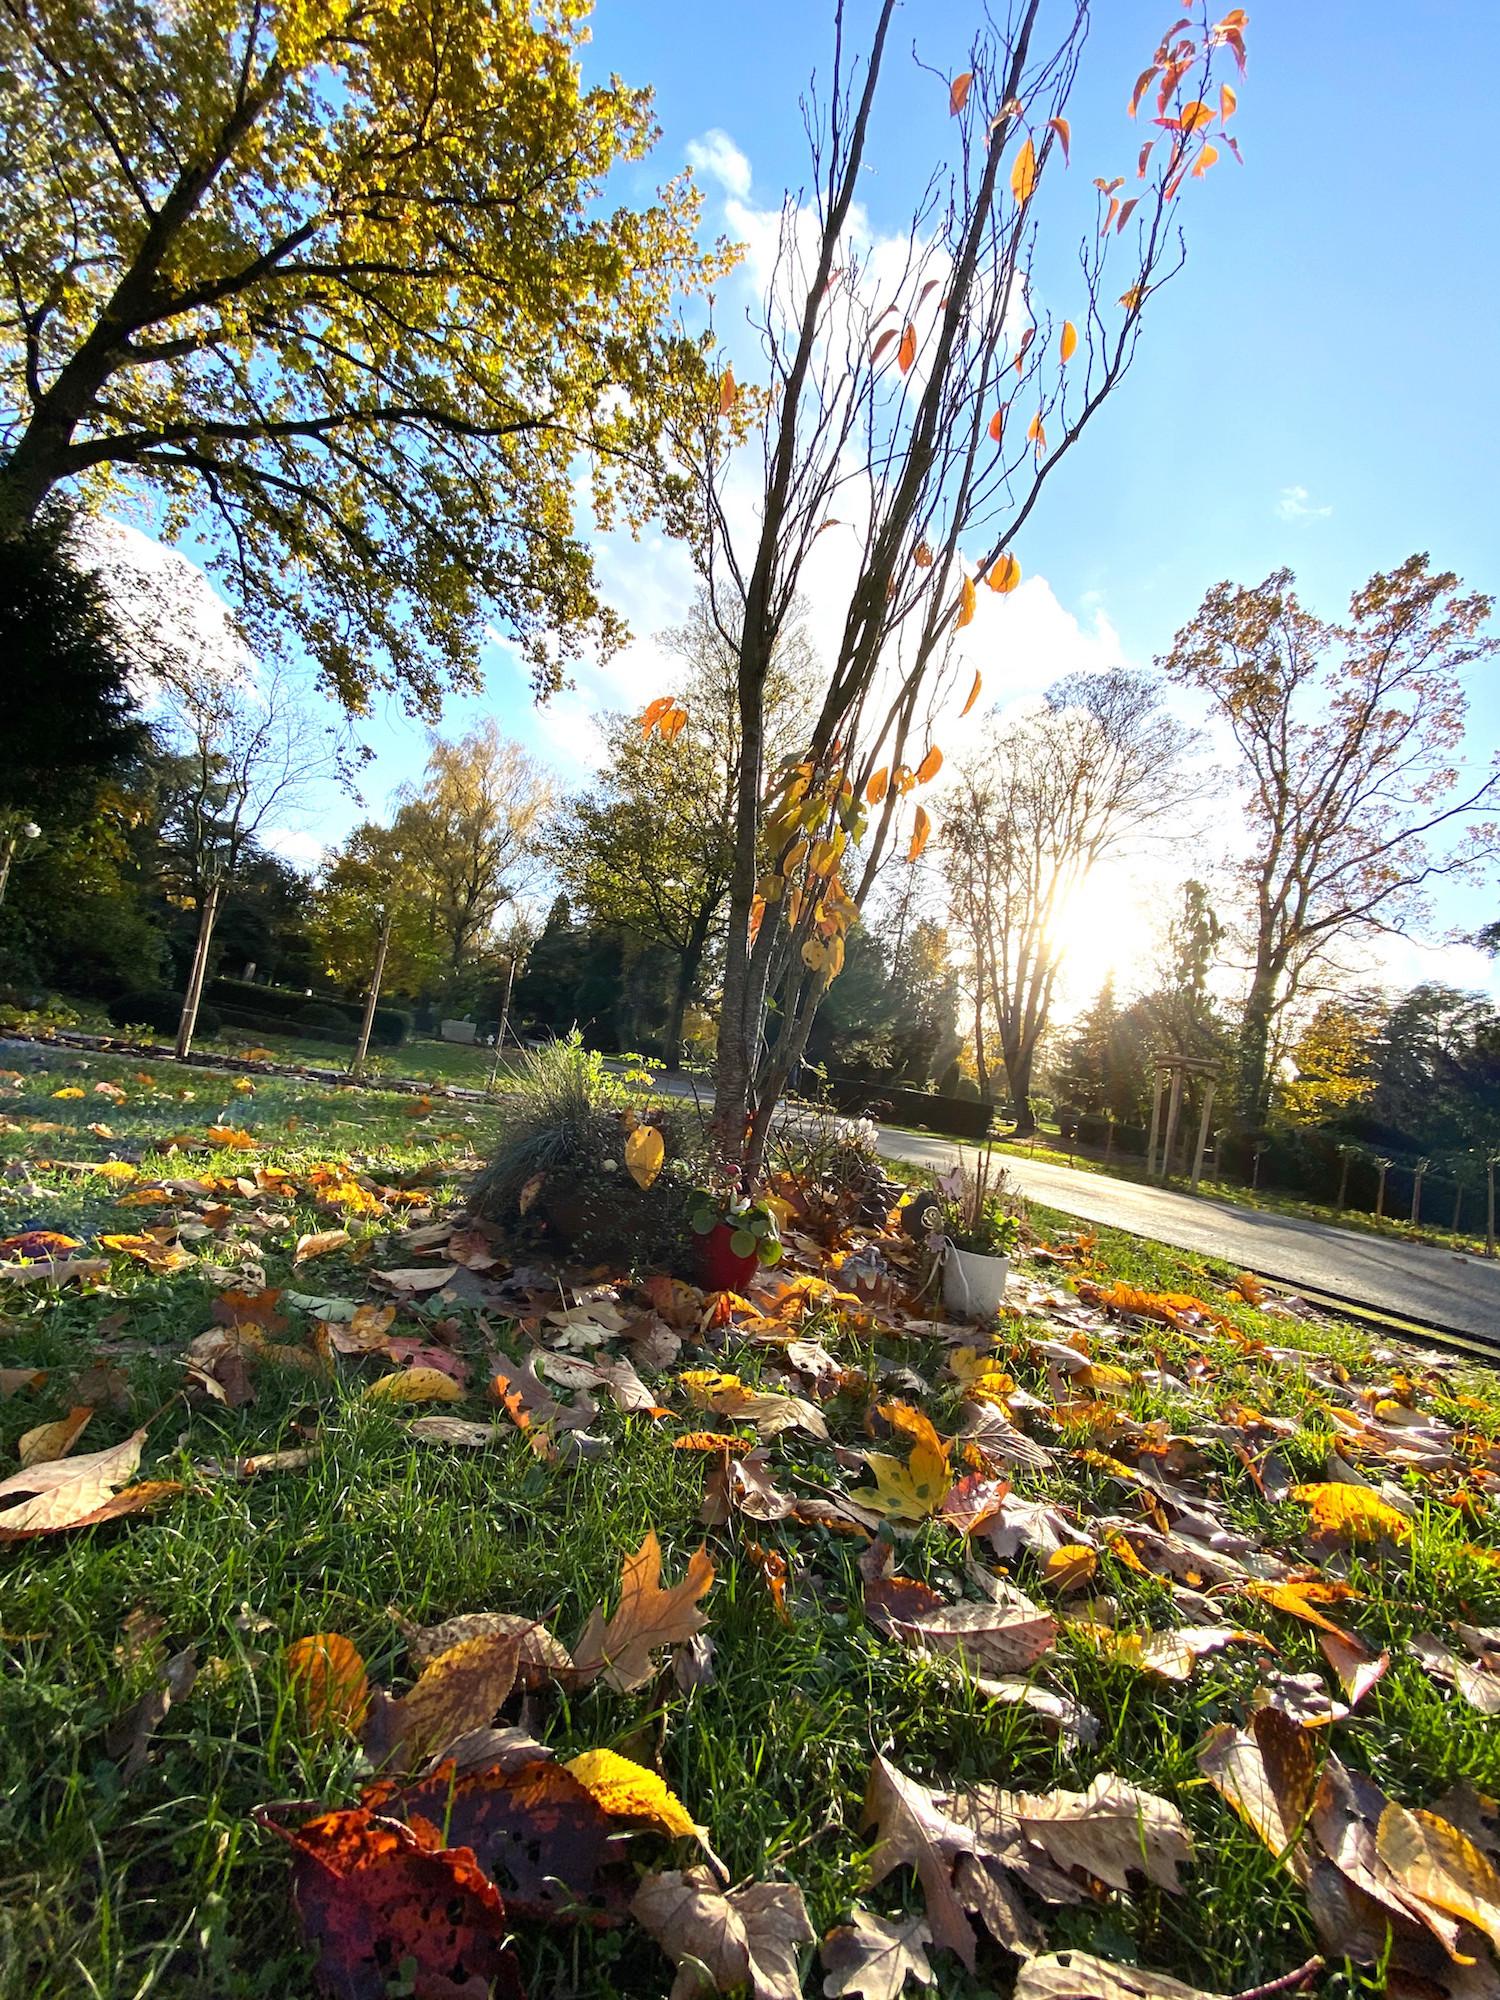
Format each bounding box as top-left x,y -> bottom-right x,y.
1162,556 -> 1500,1126
0,0 -> 719,711
943,671 -> 1202,1132
661,0 -> 1250,1171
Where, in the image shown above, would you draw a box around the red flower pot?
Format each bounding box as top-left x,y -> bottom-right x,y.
698,1220 -> 759,1294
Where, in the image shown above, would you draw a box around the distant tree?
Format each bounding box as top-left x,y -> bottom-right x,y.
1278,997 -> 1382,1127
1161,556 -> 1500,1126
0,512 -> 143,832
392,723 -> 551,981
307,822 -> 443,999
0,0 -> 720,711
944,672 -> 1203,1134
884,918 -> 963,1088
806,924 -> 896,1075
549,595 -> 814,1067
1368,983 -> 1500,1154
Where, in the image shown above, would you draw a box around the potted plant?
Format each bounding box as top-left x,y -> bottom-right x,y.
688,1187 -> 783,1292
935,1146 -> 1023,1318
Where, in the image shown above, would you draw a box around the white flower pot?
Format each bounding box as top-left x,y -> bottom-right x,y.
942,1240 -> 1010,1319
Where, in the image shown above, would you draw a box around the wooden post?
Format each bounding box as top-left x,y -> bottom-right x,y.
1190,1080 -> 1215,1188
1410,1158 -> 1429,1226
1488,1156 -> 1497,1258
1160,1065 -> 1184,1182
487,954 -> 518,1092
1374,1158 -> 1390,1219
1451,1176 -> 1464,1236
1103,1116 -> 1114,1166
1335,1148 -> 1353,1210
175,879 -> 222,1060
350,911 -> 393,1078
1152,1072 -> 1176,1176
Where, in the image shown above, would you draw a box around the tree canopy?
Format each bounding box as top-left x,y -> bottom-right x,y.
0,0 -> 722,712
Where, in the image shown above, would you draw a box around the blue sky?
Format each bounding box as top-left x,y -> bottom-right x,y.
152,0 -> 1500,1000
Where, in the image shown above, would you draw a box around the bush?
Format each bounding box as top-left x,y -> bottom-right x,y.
299,1000 -> 352,1036
937,1058 -> 962,1097
953,1074 -> 979,1101
108,990 -> 221,1038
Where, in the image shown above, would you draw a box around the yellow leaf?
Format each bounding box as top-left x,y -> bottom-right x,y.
1011,136 -> 1037,204
285,1632 -> 369,1737
1377,1804 -> 1500,1950
1220,83 -> 1238,123
915,746 -> 943,784
802,937 -> 830,973
860,1444 -> 954,1523
1289,1483 -> 1411,1543
18,1406 -> 92,1468
1044,1545 -> 1098,1593
205,1125 -> 256,1150
986,553 -> 1021,594
961,670 -> 982,716
52,1087 -> 85,1100
564,1748 -> 697,1837
93,1160 -> 138,1183
1060,319 -> 1077,362
1242,1576 -> 1363,1643
1027,411 -> 1046,449
363,1368 -> 464,1405
956,575 -> 977,629
948,70 -> 973,116
625,1124 -> 666,1190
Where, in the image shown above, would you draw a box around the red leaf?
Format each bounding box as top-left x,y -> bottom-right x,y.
261,1807 -> 524,2000
1137,139 -> 1155,179
871,327 -> 899,368
1116,197 -> 1139,233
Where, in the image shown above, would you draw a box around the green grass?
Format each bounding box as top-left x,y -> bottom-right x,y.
1,1049 -> 1498,1997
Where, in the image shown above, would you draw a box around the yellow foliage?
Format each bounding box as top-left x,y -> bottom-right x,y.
363,1368 -> 464,1405
1290,1482 -> 1411,1542
564,1748 -> 697,1837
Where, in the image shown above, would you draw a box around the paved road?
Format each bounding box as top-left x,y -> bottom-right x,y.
874,1126 -> 1500,1344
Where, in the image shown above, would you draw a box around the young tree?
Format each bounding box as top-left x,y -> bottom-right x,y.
550,594 -> 814,1067
943,671 -> 1203,1133
307,822 -> 442,999
1278,997 -> 1381,1127
0,0 -> 721,712
392,722 -> 551,980
661,0 -> 1248,1172
1161,556 -> 1500,1125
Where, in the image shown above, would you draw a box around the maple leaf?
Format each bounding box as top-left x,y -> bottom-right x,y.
258,1805 -> 524,2000
857,1445 -> 953,1523
574,1531 -> 715,1693
820,1907 -> 934,2000
632,1866 -> 814,2000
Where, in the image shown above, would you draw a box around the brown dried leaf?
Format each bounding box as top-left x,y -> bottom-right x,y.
107,1645 -> 197,1780
632,1866 -> 814,2000
820,1906 -> 933,2000
1197,1706 -> 1321,1876
395,1609 -> 575,1688
0,1426 -> 145,1535
1377,1802 -> 1500,1951
293,1228 -> 350,1265
17,1404 -> 92,1467
574,1531 -> 715,1694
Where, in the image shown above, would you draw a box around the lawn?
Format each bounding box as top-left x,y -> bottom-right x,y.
1,1047 -> 1498,2000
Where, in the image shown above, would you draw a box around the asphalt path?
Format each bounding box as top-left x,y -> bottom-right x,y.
874,1125 -> 1500,1343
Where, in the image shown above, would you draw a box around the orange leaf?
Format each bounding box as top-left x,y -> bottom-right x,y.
907,806 -> 931,864
1177,100 -> 1215,133
960,670 -> 982,717
1129,66 -> 1157,117
639,696 -> 673,737
1220,82 -> 1237,122
912,538 -> 934,568
286,1633 -> 370,1737
865,768 -> 889,806
718,366 -> 737,417
659,704 -> 688,742
986,552 -> 1021,593
956,575 -> 977,629
1137,140 -> 1154,179
1059,320 -> 1077,363
987,408 -> 1004,442
1027,412 -> 1046,451
949,70 -> 973,116
1048,115 -> 1071,164
897,323 -> 917,374
1010,136 -> 1037,204
915,746 -> 943,785
573,1530 -> 715,1694
1192,143 -> 1220,179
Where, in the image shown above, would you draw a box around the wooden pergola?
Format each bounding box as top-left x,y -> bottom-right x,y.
1144,1053 -> 1220,1186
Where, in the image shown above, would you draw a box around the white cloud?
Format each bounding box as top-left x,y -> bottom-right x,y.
686,129 -> 752,199
1275,483 -> 1333,523
259,827 -> 327,870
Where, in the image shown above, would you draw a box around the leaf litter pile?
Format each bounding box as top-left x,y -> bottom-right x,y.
2,1052 -> 1500,1998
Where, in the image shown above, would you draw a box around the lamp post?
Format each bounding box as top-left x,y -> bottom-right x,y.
0,820 -> 42,907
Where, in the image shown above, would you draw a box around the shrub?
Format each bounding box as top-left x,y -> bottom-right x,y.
937,1058 -> 962,1096
953,1074 -> 980,1101
299,1000 -> 352,1035
108,990 -> 221,1038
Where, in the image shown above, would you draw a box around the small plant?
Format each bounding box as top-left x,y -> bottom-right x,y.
935,1143 -> 1025,1257
688,1186 -> 783,1267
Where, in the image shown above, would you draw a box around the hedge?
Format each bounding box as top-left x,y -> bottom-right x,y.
206,977 -> 409,1046
819,1074 -> 995,1140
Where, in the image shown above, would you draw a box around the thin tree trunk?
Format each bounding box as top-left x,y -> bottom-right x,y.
175,881 -> 222,1060
350,912 -> 393,1078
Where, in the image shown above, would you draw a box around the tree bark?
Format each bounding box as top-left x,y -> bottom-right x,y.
1002,1040 -> 1038,1136
1236,967 -> 1278,1128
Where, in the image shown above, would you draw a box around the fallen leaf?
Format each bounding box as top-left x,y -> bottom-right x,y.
564,1747 -> 697,1838
363,1632 -> 522,1772
1376,1802 -> 1500,1950
1198,1706 -> 1321,1873
0,1426 -> 145,1536
633,1866 -> 814,2000
821,1906 -> 933,2000
370,1266 -> 453,1295
574,1531 -> 715,1693
1290,1482 -> 1411,1543
0,1366 -> 48,1397
407,1415 -> 498,1448
259,1805 -> 524,2000
286,1633 -> 371,1737
293,1228 -> 350,1265
396,1610 -> 574,1688
1014,1951 -> 1322,2000
107,1645 -> 197,1781
363,1367 -> 465,1406
17,1405 -> 93,1467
